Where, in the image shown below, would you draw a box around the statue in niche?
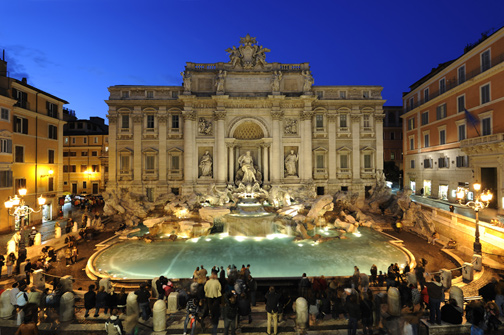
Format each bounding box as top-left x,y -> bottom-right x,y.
215,70 -> 227,93
199,150 -> 213,177
271,71 -> 282,92
237,151 -> 257,184
198,118 -> 212,135
302,70 -> 314,92
180,71 -> 191,92
284,150 -> 299,176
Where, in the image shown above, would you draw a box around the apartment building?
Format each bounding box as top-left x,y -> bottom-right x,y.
0,56 -> 67,232
402,27 -> 504,213
383,106 -> 403,188
63,117 -> 108,196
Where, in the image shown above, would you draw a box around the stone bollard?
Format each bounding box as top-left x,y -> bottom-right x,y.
406,272 -> 417,286
387,287 -> 401,317
126,292 -> 139,316
72,222 -> 78,233
167,291 -> 179,313
99,277 -> 112,294
0,288 -> 14,318
59,292 -> 75,322
449,286 -> 464,310
472,254 -> 482,271
33,269 -> 45,290
463,262 -> 474,282
151,277 -> 159,299
60,275 -> 74,293
440,269 -> 452,290
295,296 -> 308,333
152,300 -> 167,331
34,232 -> 41,246
55,226 -> 61,239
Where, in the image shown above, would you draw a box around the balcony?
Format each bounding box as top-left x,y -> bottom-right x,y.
405,53 -> 504,112
313,168 -> 328,180
460,133 -> 503,147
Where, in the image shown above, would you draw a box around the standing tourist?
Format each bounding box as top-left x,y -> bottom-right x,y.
94,286 -> 108,317
265,286 -> 280,335
209,297 -> 221,335
134,283 -> 151,321
426,275 -> 444,324
223,291 -> 238,335
71,245 -> 78,264
346,294 -> 361,335
7,252 -> 16,277
84,285 -> 97,318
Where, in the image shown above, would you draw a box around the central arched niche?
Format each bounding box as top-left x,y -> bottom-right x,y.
232,121 -> 264,139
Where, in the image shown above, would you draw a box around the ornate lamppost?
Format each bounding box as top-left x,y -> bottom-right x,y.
4,188 -> 46,231
456,182 -> 493,255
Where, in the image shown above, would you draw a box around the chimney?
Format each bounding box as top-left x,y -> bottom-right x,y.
21,77 -> 27,84
0,50 -> 6,77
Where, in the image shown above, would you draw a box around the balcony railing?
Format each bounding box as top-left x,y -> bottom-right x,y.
14,100 -> 29,110
460,133 -> 504,148
405,53 -> 504,112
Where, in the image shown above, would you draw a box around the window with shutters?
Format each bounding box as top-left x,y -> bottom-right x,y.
439,129 -> 446,145
424,88 -> 429,102
46,102 -> 58,118
436,104 -> 447,120
0,170 -> 13,188
0,108 -> 9,121
81,165 -> 87,172
458,65 -> 466,84
439,78 -> 446,94
13,116 -> 28,134
456,156 -> 469,168
421,111 -> 429,125
410,160 -> 415,169
48,177 -> 54,192
424,158 -> 433,169
340,155 -> 348,169
15,146 -> 24,162
458,124 -> 466,141
424,134 -> 430,148
457,95 -> 465,113
146,115 -> 155,129
13,89 -> 28,109
0,139 -> 12,153
438,157 -> 449,168
145,155 -> 155,172
15,178 -> 26,193
92,165 -> 100,172
339,114 -> 347,128
481,84 -> 490,104
482,117 -> 491,136
481,49 -> 491,72
120,155 -> 130,173
121,114 -> 129,129
48,125 -> 57,139
48,150 -> 55,164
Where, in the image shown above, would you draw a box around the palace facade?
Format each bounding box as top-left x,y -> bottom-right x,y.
106,35 -> 386,200
402,26 -> 504,213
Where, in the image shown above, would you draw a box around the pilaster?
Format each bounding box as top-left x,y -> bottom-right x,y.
107,111 -> 117,187
158,108 -> 168,183
132,110 -> 143,183
351,111 -> 361,180
327,113 -> 338,182
271,110 -> 283,182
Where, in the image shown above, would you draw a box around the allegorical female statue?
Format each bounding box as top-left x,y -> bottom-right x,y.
284,149 -> 298,176
199,150 -> 213,177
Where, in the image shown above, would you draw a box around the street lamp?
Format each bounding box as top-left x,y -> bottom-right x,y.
4,188 -> 46,230
456,182 -> 493,255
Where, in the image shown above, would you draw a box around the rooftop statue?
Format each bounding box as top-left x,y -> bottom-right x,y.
226,34 -> 270,69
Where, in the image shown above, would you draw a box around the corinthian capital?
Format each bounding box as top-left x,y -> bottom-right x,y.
107,115 -> 118,124
182,111 -> 197,121
132,115 -> 143,123
374,114 -> 385,123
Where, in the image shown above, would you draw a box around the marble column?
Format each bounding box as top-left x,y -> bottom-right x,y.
183,110 -> 196,186
351,113 -> 361,181
132,110 -> 143,184
327,114 -> 338,182
214,111 -> 227,184
302,110 -> 313,182
271,110 -> 283,183
227,143 -> 235,184
261,143 -> 270,184
158,109 -> 168,184
375,113 -> 385,173
107,111 -> 117,186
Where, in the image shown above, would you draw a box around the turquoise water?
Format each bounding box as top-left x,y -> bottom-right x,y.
92,228 -> 408,280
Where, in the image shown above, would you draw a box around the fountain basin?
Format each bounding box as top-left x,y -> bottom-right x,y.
89,227 -> 410,280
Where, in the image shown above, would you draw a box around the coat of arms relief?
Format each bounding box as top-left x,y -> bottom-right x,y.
226,34 -> 271,69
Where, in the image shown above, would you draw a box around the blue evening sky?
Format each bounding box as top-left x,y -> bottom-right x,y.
1,0 -> 503,121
